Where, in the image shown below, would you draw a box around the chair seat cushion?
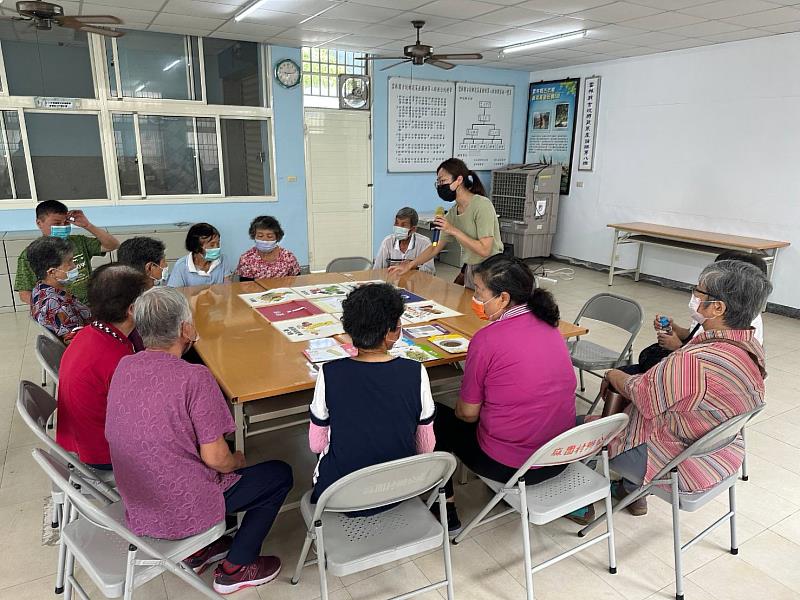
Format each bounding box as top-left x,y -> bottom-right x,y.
569,340 -> 622,370
300,490 -> 443,577
479,462 -> 609,525
650,473 -> 739,512
62,501 -> 225,597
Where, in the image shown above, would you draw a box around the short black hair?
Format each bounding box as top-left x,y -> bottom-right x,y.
249,215 -> 284,241
715,250 -> 768,276
27,236 -> 72,281
35,200 -> 68,220
473,253 -> 560,327
185,222 -> 220,254
341,284 -> 404,350
88,264 -> 149,323
117,237 -> 166,273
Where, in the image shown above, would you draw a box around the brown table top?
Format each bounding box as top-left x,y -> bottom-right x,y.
182,269 -> 586,403
608,222 -> 790,251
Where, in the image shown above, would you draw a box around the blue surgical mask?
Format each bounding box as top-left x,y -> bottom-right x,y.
393,226 -> 410,240
255,239 -> 278,253
204,247 -> 221,261
56,267 -> 80,285
50,225 -> 71,239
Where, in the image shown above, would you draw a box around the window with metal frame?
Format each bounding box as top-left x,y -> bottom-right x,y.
302,47 -> 366,99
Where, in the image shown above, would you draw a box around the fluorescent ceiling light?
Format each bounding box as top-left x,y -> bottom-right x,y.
299,3 -> 340,25
134,83 -> 147,93
235,0 -> 270,22
162,59 -> 181,71
500,30 -> 587,56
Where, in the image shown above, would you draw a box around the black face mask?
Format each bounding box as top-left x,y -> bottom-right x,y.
437,183 -> 457,202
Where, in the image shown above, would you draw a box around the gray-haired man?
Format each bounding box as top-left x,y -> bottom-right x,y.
373,207 -> 436,274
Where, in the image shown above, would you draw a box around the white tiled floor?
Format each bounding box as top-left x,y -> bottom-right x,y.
2,262 -> 800,599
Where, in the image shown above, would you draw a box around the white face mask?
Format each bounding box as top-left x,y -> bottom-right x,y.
689,295 -> 708,324
393,226 -> 410,240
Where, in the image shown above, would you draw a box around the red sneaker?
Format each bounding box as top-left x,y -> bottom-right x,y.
184,535 -> 232,574
213,556 -> 281,595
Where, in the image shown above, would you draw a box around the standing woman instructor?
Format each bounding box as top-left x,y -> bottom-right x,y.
389,158 -> 503,289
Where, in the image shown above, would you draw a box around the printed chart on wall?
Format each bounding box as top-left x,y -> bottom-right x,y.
524,78 -> 580,195
388,77 -> 455,172
453,82 -> 514,170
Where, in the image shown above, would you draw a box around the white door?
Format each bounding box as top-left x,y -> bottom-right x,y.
304,109 -> 372,272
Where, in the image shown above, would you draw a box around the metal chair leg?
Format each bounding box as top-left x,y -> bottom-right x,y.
729,485 -> 738,555
517,479 -> 534,600
438,489 -> 455,600
579,369 -> 585,392
123,544 -> 137,600
41,367 -> 47,388
601,449 -> 618,574
458,461 -> 469,485
291,532 -> 314,584
741,428 -> 749,481
315,520 -> 329,600
586,391 -> 604,416
670,469 -> 684,600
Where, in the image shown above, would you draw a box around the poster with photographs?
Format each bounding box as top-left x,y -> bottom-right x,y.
524,78 -> 580,195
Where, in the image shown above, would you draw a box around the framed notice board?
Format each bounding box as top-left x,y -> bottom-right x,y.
524,78 -> 580,195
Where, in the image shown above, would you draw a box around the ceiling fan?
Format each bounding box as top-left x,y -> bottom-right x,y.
358,20 -> 482,71
6,1 -> 124,38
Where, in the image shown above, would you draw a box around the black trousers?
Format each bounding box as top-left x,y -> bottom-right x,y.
433,404 -> 566,498
223,460 -> 293,565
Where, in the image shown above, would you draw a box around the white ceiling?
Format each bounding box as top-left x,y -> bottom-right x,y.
3,0 -> 800,70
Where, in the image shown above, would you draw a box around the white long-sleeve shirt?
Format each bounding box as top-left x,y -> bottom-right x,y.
373,232 -> 435,274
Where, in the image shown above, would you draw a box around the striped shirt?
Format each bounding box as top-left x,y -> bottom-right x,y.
614,328 -> 766,493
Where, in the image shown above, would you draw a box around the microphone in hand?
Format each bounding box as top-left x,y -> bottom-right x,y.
431,206 -> 445,246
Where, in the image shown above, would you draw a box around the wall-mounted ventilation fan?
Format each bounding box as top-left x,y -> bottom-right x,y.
339,74 -> 370,110
358,20 -> 482,71
6,1 -> 124,37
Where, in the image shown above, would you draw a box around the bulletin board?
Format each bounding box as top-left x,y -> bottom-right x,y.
387,77 -> 455,173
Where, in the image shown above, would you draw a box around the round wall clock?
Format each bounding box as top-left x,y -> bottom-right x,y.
274,58 -> 301,88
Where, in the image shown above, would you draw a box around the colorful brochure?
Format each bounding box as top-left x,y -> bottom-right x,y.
293,283 -> 351,299
311,296 -> 346,314
404,324 -> 450,338
397,288 -> 426,303
255,300 -> 323,323
388,336 -> 442,363
303,342 -> 358,363
239,288 -> 302,307
401,301 -> 462,325
428,334 -> 470,354
272,314 -> 344,342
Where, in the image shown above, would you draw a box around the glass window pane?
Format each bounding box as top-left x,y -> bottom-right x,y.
115,30 -> 190,100
320,48 -> 328,62
138,116 -> 198,195
111,114 -> 140,196
106,39 -> 118,97
0,22 -> 94,98
26,113 -> 107,200
221,119 -> 271,196
196,117 -> 220,194
311,47 -> 319,61
203,38 -> 262,106
190,37 -> 203,101
0,111 -> 31,199
302,47 -> 310,61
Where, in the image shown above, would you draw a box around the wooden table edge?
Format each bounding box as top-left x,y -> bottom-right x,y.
607,222 -> 790,250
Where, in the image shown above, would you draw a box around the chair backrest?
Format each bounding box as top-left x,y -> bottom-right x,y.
497,414 -> 630,486
32,448 -> 164,559
653,404 -> 765,480
575,293 -> 643,335
313,452 -> 457,519
326,256 -> 373,273
36,334 -> 66,384
17,381 -> 119,501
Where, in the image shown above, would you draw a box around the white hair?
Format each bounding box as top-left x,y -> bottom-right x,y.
133,287 -> 192,348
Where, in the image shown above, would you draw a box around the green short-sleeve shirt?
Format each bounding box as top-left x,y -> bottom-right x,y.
15,235 -> 104,303
443,194 -> 504,265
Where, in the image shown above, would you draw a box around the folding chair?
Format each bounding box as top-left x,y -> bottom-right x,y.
31,449 -> 225,600
36,333 -> 66,395
17,381 -> 118,594
579,405 -> 764,600
453,414 -> 629,600
291,452 -> 458,600
569,293 -> 643,414
325,256 -> 373,273
32,320 -> 65,389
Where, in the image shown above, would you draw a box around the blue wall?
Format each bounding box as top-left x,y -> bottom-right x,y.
370,61 -> 530,255
4,47 -> 531,266
2,46 -> 310,266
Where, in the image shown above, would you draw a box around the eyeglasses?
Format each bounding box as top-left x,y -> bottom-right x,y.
435,178 -> 454,188
692,286 -> 719,300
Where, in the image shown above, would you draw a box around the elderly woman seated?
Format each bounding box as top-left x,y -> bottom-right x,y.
574,260 -> 771,524
27,236 -> 91,343
236,216 -> 301,281
106,287 -> 293,595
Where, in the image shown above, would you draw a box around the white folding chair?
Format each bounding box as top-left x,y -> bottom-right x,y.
325,256 -> 373,273
291,452 -> 458,600
32,320 -> 65,391
569,293 -> 643,414
31,449 -> 226,600
453,414 -> 629,600
35,333 -> 66,398
579,405 -> 764,600
17,381 -> 118,594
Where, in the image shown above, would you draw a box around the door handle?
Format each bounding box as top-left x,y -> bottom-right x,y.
362,203 -> 369,209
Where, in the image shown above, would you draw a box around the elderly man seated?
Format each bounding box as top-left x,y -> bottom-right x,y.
106,287 -> 293,595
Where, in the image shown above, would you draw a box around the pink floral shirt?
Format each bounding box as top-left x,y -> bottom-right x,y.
236,246 -> 301,280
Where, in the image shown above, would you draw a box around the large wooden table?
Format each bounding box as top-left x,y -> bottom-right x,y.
607,222 -> 789,286
181,269 -> 587,451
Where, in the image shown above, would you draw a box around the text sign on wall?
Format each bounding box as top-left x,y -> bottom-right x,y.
387,77 -> 455,173
578,76 -> 601,172
453,82 -> 514,171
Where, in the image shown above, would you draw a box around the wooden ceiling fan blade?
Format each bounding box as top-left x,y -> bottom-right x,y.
380,59 -> 412,71
59,15 -> 123,25
356,55 -> 407,61
426,59 -> 455,70
429,53 -> 483,60
60,21 -> 124,37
